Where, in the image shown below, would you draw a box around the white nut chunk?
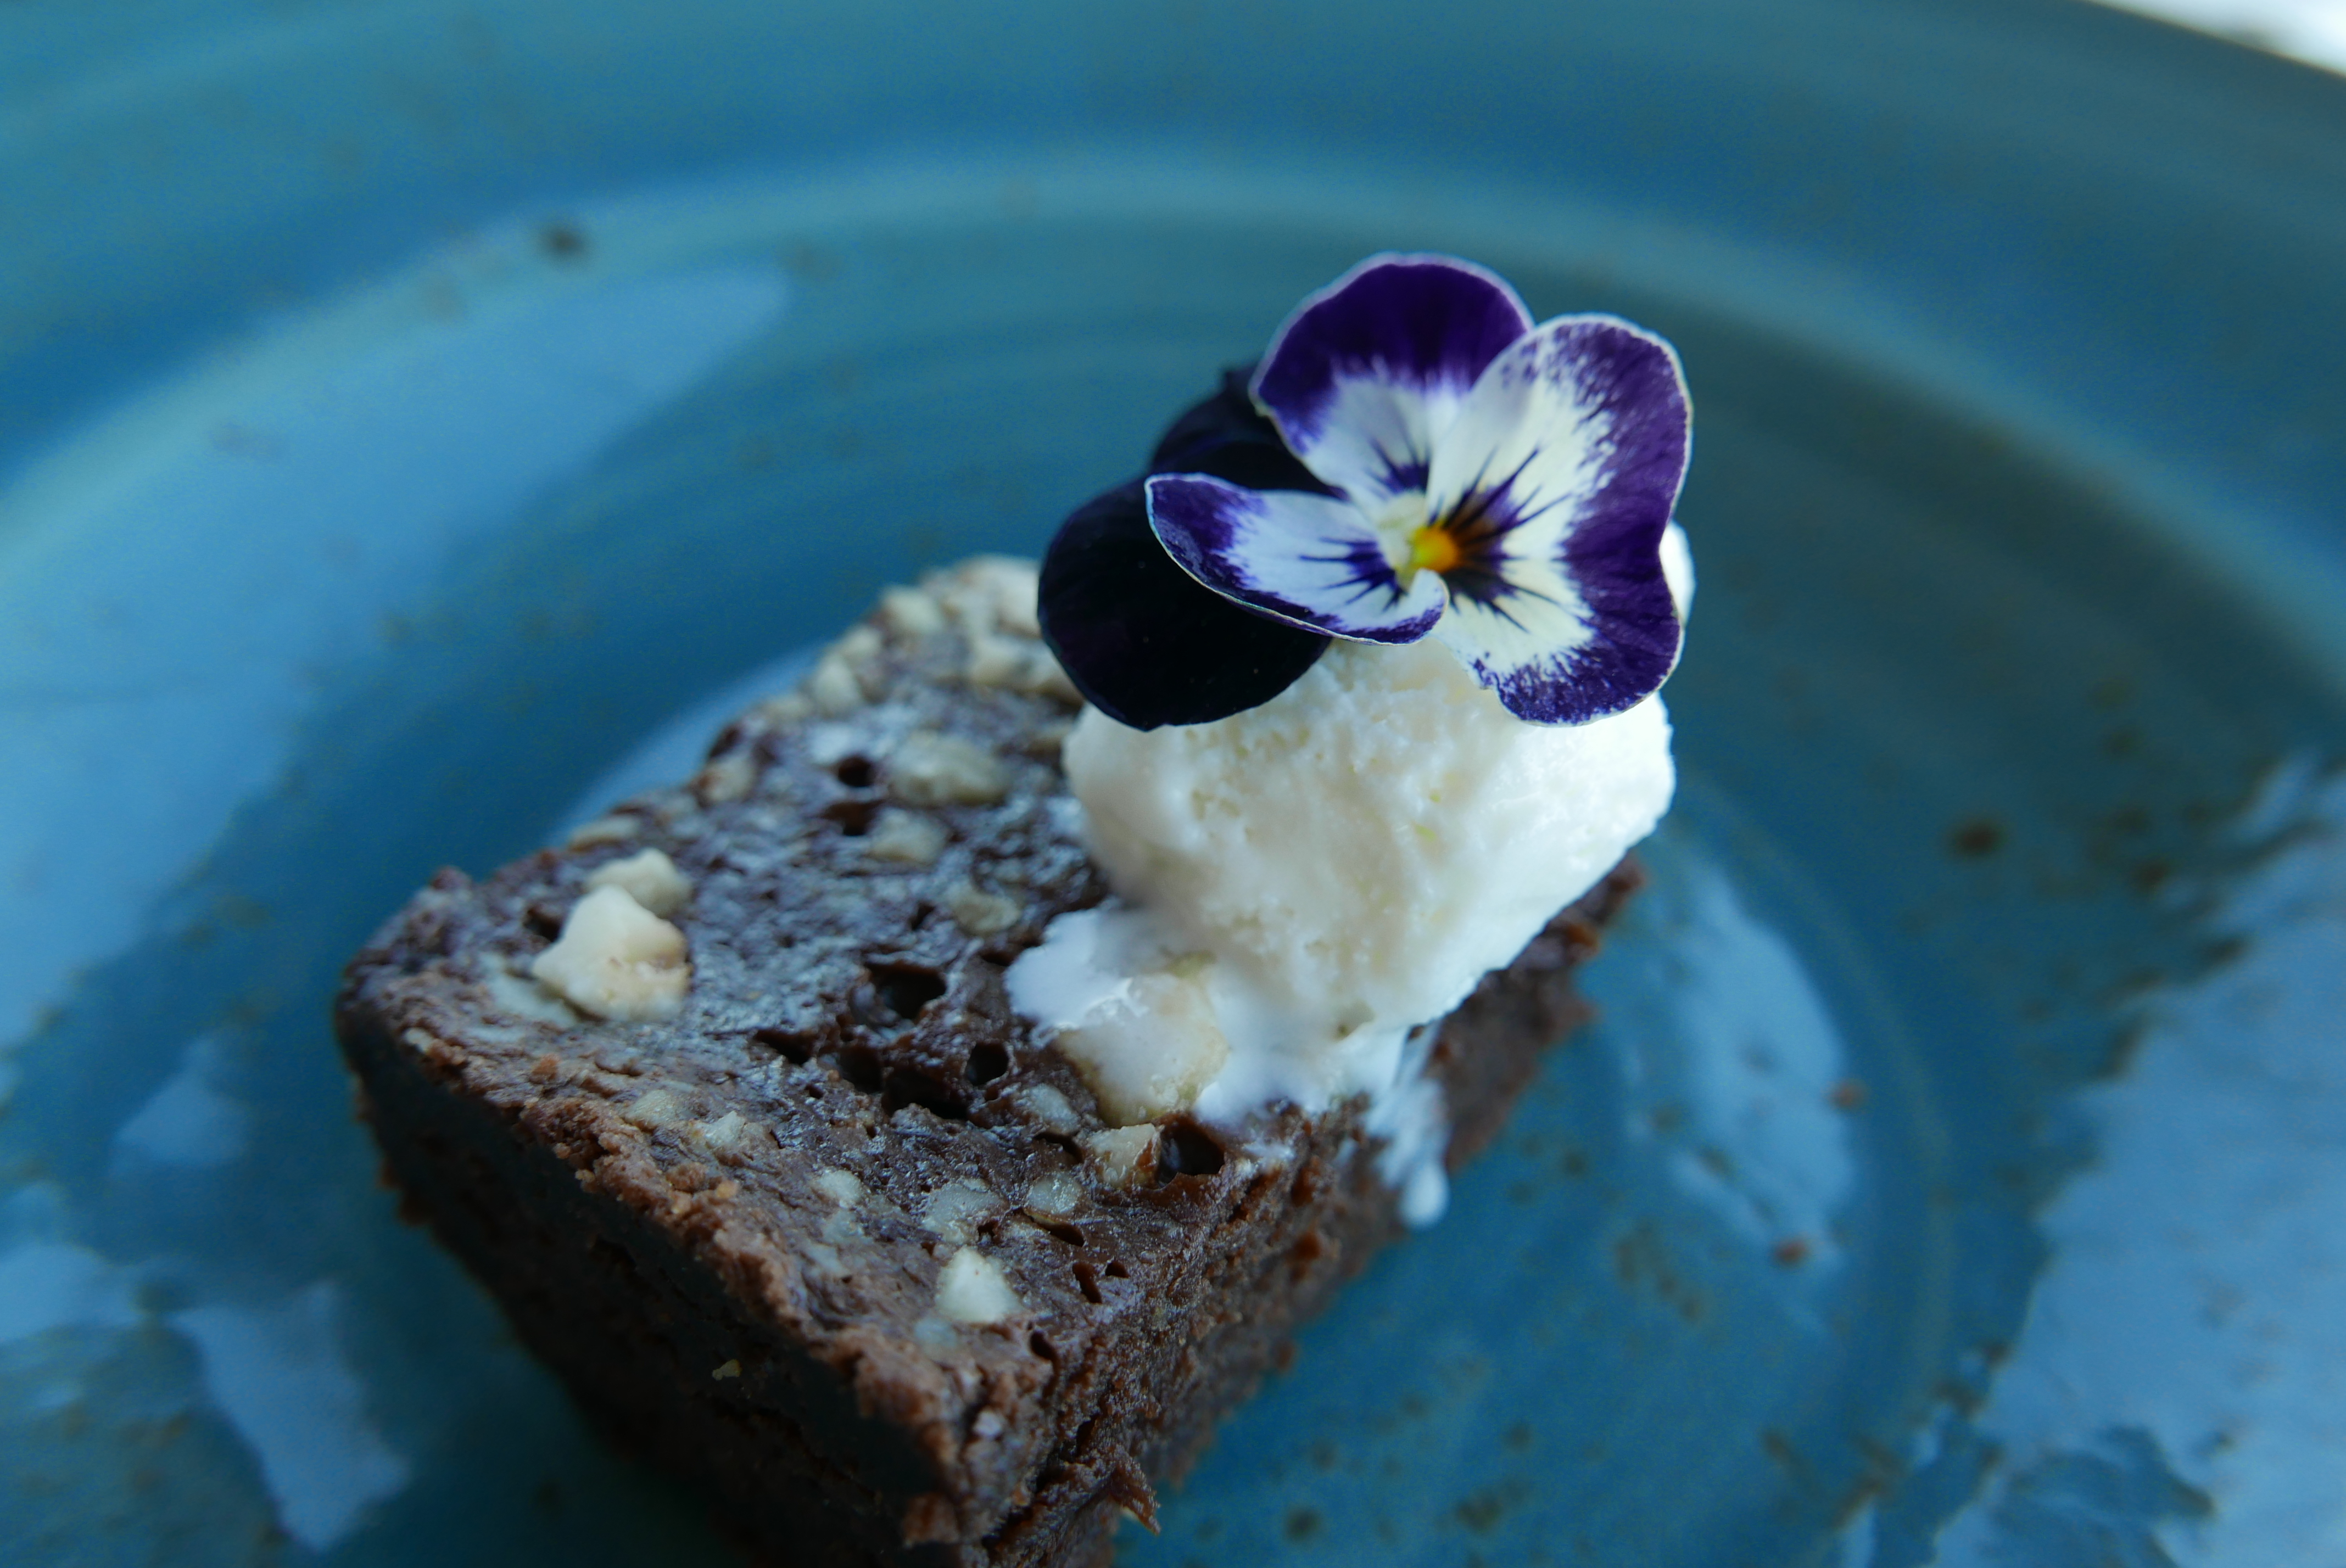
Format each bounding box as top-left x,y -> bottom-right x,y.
1081,1125 -> 1159,1190
694,751 -> 757,805
566,814 -> 641,848
864,809 -> 948,866
1054,968 -> 1231,1126
936,556 -> 1042,637
622,1084 -> 689,1130
890,731 -> 1010,807
530,884 -> 691,1022
586,847 -> 693,917
943,879 -> 1020,937
920,1181 -> 1001,1247
814,1168 -> 866,1207
935,1246 -> 1022,1325
879,585 -> 948,639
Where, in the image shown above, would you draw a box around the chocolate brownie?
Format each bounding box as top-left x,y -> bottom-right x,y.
334,557 -> 1638,1566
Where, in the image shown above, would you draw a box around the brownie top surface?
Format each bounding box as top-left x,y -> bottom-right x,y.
338,561 -> 1305,1398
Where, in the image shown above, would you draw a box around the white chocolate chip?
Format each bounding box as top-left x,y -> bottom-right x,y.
880,586 -> 948,639
754,691 -> 814,726
942,557 -> 1042,637
586,847 -> 693,917
692,1109 -> 749,1157
695,751 -> 757,805
1023,1169 -> 1082,1217
566,815 -> 641,848
920,1181 -> 1001,1247
958,631 -> 1078,703
814,1168 -> 866,1207
622,1084 -> 689,1130
1015,1083 -> 1083,1136
890,732 -> 1009,807
865,809 -> 948,866
1054,969 -> 1230,1125
943,880 -> 1020,937
1023,650 -> 1082,704
935,1246 -> 1021,1325
711,1359 -> 741,1381
530,884 -> 692,1022
1081,1126 -> 1159,1190
963,632 -> 1028,690
808,653 -> 864,715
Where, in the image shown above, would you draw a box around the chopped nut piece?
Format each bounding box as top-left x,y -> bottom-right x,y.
890,731 -> 1010,807
1024,652 -> 1082,704
943,880 -> 1019,937
1023,1169 -> 1083,1216
695,751 -> 757,805
880,587 -> 948,639
623,1085 -> 689,1130
935,1246 -> 1021,1325
1081,1126 -> 1159,1190
865,809 -> 948,866
814,1168 -> 865,1207
711,1359 -> 741,1381
530,885 -> 691,1022
807,653 -> 864,715
753,691 -> 813,726
1015,1083 -> 1083,1136
920,1181 -> 1001,1247
566,815 -> 641,848
940,556 -> 1042,637
964,632 -> 1031,690
692,1110 -> 749,1158
586,847 -> 693,917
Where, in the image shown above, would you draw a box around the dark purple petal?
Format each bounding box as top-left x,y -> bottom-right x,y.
1146,474 -> 1446,643
1147,368 -> 1337,495
1249,255 -> 1532,508
1425,315 -> 1691,724
1038,480 -> 1327,730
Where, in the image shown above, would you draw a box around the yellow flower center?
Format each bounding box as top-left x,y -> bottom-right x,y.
1407,524 -> 1461,576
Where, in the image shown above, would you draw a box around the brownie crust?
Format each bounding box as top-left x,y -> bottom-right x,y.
334,560 -> 1638,1566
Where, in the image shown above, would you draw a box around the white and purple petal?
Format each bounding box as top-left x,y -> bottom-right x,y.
1145,474 -> 1446,644
1422,314 -> 1691,723
1249,254 -> 1533,514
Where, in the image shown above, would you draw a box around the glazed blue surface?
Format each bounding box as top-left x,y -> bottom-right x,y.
3,2 -> 2344,1564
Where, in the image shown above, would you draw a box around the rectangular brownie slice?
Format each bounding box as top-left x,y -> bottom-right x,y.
334,557 -> 1637,1567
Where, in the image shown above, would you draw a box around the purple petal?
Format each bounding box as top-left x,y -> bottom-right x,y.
1422,315 -> 1691,723
1146,474 -> 1446,643
1147,367 -> 1338,495
1249,255 -> 1533,514
1039,480 -> 1328,730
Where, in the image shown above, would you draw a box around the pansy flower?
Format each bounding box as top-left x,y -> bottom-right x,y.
1040,254 -> 1690,729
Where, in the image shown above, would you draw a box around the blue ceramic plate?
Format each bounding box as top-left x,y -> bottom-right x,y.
5,2 -> 2344,1563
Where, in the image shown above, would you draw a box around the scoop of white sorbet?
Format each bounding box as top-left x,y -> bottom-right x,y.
1066,636 -> 1674,1031
1066,523 -> 1690,1031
